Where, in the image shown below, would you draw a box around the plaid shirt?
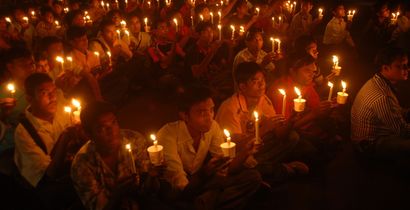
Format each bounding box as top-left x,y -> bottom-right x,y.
351,74 -> 410,142
71,129 -> 150,210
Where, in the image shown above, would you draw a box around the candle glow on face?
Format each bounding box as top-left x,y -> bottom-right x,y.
7,83 -> 15,93
294,87 -> 302,99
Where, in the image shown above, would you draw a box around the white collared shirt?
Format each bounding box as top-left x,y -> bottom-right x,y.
323,17 -> 350,45
157,120 -> 224,190
14,102 -> 70,187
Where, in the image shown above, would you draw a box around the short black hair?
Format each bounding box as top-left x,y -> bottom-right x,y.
65,9 -> 83,26
287,52 -> 316,73
99,19 -> 116,31
245,29 -> 263,42
4,47 -> 32,64
235,62 -> 263,85
80,101 -> 117,134
177,85 -> 213,112
293,35 -> 316,53
375,46 -> 408,72
24,73 -> 53,97
67,26 -> 87,41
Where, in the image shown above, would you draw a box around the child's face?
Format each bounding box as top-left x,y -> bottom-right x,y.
246,33 -> 264,51
301,2 -> 313,13
334,5 -> 346,18
44,12 -> 54,24
156,22 -> 169,38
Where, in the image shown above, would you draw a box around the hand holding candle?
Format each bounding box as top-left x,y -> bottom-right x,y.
56,56 -> 64,72
337,80 -> 349,104
254,111 -> 261,144
71,98 -> 81,124
220,129 -> 236,158
293,87 -> 306,112
147,134 -> 164,166
332,55 -> 341,76
6,83 -> 15,98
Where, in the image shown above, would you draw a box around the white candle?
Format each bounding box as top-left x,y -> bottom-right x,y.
7,83 -> 15,98
200,14 -> 204,21
270,37 -> 275,53
318,8 -> 323,19
294,87 -> 306,112
221,129 -> 236,158
256,7 -> 260,16
64,106 -> 73,125
218,11 -> 222,23
5,17 -> 11,23
218,24 -> 222,40
272,17 -> 275,26
55,56 -> 64,72
332,55 -> 339,68
144,17 -> 149,32
71,98 -> 81,123
253,111 -> 260,144
124,30 -> 130,43
66,56 -> 73,69
230,25 -> 235,40
120,20 -> 126,29
147,134 -> 164,165
279,89 -> 286,116
107,51 -> 112,66
126,143 -> 137,173
173,18 -> 178,32
210,12 -> 214,24
278,16 -> 282,24
275,38 -> 281,53
327,82 -> 334,101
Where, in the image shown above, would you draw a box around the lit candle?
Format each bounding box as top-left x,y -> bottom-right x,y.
327,82 -> 334,101
256,7 -> 260,16
210,12 -> 214,24
93,51 -> 100,60
144,17 -> 149,32
31,11 -> 36,18
106,3 -> 110,10
347,10 -> 356,21
239,25 -> 245,36
293,87 -> 306,112
278,89 -> 286,116
66,56 -> 73,69
64,7 -> 69,13
54,20 -> 60,28
148,1 -> 151,8
218,24 -> 222,41
147,134 -> 164,165
318,8 -> 323,19
71,98 -> 81,123
116,29 -> 121,40
55,56 -> 64,71
124,30 -> 130,43
200,14 -> 204,21
230,25 -> 235,40
270,37 -> 275,53
274,38 -> 281,53
278,16 -> 282,24
7,83 -> 15,98
107,51 -> 112,66
125,143 -> 137,173
173,18 -> 178,32
332,55 -> 341,76
191,15 -> 194,27
332,55 -> 339,68
120,20 -> 126,28
337,80 -> 349,104
64,106 -> 73,125
254,111 -> 260,144
22,16 -> 29,24
5,17 -> 11,23
221,129 -> 236,158
125,0 -> 128,8
101,0 -> 105,9
218,10 -> 222,23
272,17 -> 275,27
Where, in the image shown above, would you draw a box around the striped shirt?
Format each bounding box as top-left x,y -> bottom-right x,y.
351,73 -> 410,142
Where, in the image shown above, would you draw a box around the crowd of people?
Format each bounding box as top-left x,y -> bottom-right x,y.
0,0 -> 409,209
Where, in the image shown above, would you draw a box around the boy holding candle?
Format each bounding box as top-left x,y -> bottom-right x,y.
322,3 -> 355,48
158,86 -> 262,209
14,73 -> 83,209
351,47 -> 410,165
268,53 -> 342,150
125,13 -> 152,56
216,62 -> 311,178
71,101 -> 168,210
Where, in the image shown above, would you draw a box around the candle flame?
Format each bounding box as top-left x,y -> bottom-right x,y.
210,12 -> 213,17
218,24 -> 221,29
218,11 -> 221,16
31,11 -> 35,16
54,20 -> 59,26
64,106 -> 72,113
71,98 -> 81,108
341,80 -> 347,89
124,30 -> 129,36
125,143 -> 131,151
22,16 -> 28,22
332,55 -> 338,63
93,51 -> 99,57
116,29 -> 120,35
120,20 -> 126,27
223,129 -> 230,138
318,8 -> 323,13
5,17 -> 11,23
279,89 -> 286,96
240,26 -> 244,32
256,7 -> 260,13
66,56 -> 72,62
173,18 -> 178,25
200,14 -> 204,20
150,134 -> 156,141
328,81 -> 333,88
144,17 -> 148,24
253,111 -> 259,121
230,25 -> 235,30
55,56 -> 64,63
294,87 -> 301,97
7,83 -> 15,93
107,51 -> 111,57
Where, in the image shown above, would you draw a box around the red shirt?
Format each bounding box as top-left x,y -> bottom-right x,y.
269,76 -> 320,120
